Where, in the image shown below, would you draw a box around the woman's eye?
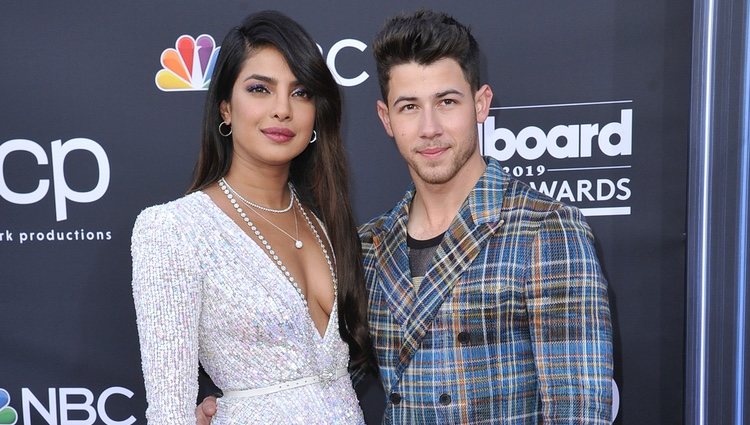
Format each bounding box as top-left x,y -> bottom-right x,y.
292,88 -> 312,98
247,84 -> 269,94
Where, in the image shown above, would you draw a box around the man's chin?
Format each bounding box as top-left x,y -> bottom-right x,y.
413,165 -> 457,185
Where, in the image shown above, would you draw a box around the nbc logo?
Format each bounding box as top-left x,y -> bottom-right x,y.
0,389 -> 17,425
155,35 -> 220,91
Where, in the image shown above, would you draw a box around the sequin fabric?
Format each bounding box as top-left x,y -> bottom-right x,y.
131,192 -> 364,424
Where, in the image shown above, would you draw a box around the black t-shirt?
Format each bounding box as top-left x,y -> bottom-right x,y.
407,232 -> 444,292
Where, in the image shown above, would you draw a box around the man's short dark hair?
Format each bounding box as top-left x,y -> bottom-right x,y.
373,9 -> 481,101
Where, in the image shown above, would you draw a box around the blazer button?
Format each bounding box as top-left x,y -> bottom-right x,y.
457,331 -> 471,344
390,393 -> 402,405
439,393 -> 451,405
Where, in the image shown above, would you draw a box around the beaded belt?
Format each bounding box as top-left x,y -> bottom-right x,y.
222,367 -> 349,398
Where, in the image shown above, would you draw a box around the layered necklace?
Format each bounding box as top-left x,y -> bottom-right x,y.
218,178 -> 337,307
221,178 -> 302,248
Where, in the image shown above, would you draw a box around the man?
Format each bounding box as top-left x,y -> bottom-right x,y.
199,9 -> 612,424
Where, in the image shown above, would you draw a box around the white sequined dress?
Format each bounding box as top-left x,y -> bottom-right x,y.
131,192 -> 364,424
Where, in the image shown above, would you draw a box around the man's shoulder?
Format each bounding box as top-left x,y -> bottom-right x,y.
357,209 -> 393,244
501,174 -> 564,214
496,173 -> 592,236
482,157 -> 569,218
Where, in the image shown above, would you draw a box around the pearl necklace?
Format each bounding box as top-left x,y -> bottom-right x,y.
220,178 -> 302,248
221,178 -> 294,213
219,180 -> 337,307
295,193 -> 338,300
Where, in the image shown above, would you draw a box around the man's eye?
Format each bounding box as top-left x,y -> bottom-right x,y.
401,104 -> 417,111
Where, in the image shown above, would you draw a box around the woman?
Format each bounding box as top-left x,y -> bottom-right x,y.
131,10 -> 373,423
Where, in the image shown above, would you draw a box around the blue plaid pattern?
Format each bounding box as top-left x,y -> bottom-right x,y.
359,158 -> 613,424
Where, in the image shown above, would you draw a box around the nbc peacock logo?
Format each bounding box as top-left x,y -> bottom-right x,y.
155,34 -> 220,91
0,389 -> 17,425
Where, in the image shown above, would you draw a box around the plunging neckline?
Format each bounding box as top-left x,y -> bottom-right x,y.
198,191 -> 335,341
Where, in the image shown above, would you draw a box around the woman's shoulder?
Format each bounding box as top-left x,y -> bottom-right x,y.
133,192 -> 210,235
138,192 -> 208,220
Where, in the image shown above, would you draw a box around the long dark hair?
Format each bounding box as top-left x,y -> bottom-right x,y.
188,10 -> 375,372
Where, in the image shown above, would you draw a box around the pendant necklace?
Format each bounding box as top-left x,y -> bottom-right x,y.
220,177 -> 302,249
218,178 -> 337,307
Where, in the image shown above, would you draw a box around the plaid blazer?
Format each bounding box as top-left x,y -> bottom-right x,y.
359,158 -> 613,424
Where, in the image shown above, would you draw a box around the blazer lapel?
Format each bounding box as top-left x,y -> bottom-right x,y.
393,216 -> 502,381
392,158 -> 509,384
372,191 -> 416,326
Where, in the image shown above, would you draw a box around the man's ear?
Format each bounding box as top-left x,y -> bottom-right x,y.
376,100 -> 394,138
474,84 -> 493,123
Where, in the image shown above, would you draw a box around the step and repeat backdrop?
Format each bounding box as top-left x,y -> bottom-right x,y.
1,1 -> 691,424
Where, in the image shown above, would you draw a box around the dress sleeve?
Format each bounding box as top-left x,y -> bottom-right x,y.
131,206 -> 202,424
524,205 -> 613,424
